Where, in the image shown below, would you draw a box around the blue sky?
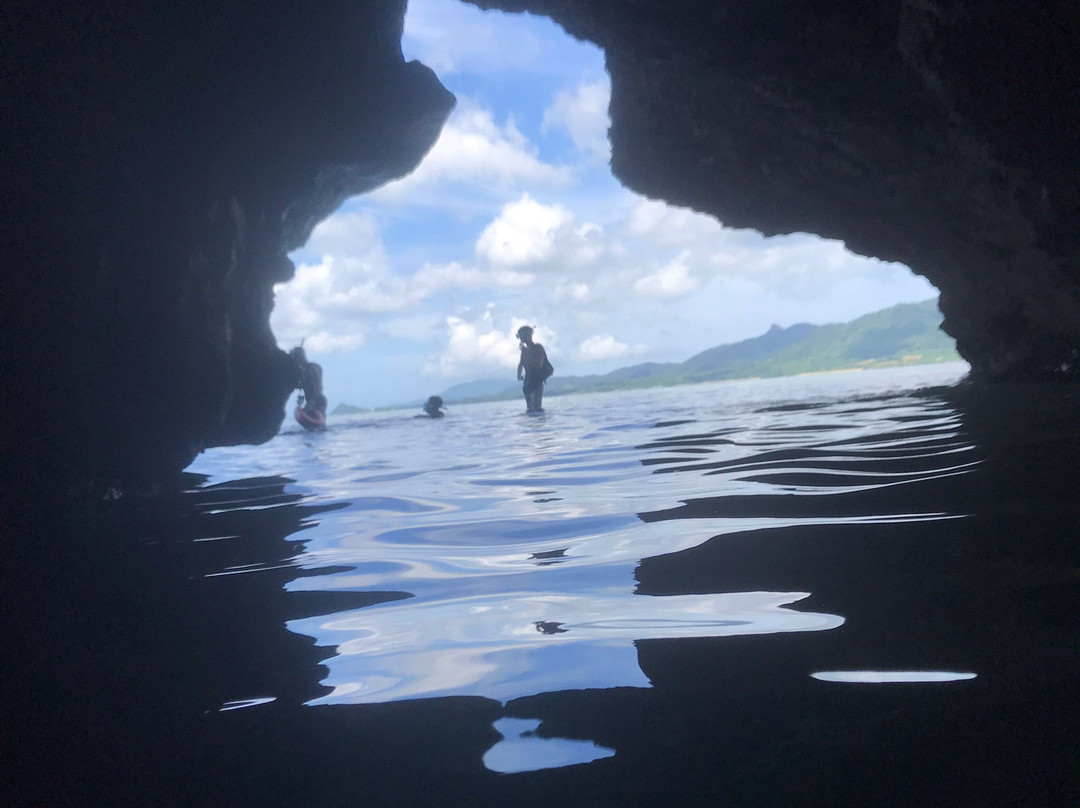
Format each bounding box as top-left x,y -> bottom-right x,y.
271,0 -> 939,408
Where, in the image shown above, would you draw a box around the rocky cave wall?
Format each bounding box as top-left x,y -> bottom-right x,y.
4,0 -> 454,487
473,0 -> 1079,380
3,0 -> 1077,488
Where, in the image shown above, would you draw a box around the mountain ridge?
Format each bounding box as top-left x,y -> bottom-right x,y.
440,299 -> 960,405
336,299 -> 961,413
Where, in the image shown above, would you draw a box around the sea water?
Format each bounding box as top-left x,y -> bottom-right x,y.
8,362 -> 1080,807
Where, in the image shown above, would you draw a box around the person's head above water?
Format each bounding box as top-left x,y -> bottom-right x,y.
423,395 -> 445,417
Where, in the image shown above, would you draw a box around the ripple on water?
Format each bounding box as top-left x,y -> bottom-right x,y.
186,364 -> 983,769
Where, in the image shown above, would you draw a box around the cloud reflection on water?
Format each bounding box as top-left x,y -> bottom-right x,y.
483,718 -> 616,774
290,590 -> 842,705
196,366 -> 973,714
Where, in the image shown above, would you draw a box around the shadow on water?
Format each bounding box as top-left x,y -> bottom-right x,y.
5,376 -> 1080,806
4,477 -> 501,807
613,385 -> 1080,806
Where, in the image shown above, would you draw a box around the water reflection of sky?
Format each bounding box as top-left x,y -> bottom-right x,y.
484,718 -> 616,774
190,365 -> 975,715
290,590 -> 843,704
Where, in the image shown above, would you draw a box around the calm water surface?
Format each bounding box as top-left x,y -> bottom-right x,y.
9,363 -> 1080,806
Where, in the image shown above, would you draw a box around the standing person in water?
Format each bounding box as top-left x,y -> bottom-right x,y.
516,325 -> 553,413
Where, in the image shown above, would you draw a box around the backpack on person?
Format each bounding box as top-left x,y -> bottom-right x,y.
541,355 -> 554,381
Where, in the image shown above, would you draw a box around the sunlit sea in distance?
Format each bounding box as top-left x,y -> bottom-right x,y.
12,362 -> 1080,807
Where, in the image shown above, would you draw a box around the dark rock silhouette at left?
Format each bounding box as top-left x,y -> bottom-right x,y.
3,0 -> 453,489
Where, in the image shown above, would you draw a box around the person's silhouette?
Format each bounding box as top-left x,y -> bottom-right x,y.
290,345 -> 327,430
516,326 -> 551,413
422,396 -> 445,418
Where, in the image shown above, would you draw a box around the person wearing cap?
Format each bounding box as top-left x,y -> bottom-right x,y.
515,325 -> 552,413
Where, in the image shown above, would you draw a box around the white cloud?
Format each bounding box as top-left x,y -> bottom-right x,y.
303,331 -> 367,354
476,194 -> 574,267
272,213 -> 424,353
625,198 -> 725,246
302,211 -> 384,258
542,79 -> 611,161
414,261 -> 534,292
274,179 -> 929,376
424,309 -> 560,378
285,255 -> 420,314
578,334 -> 636,361
556,281 -> 590,301
371,99 -> 573,203
404,0 -> 497,75
567,222 -> 606,268
634,252 -> 700,298
619,197 -> 917,303
424,312 -> 520,377
264,0 -> 944,410
470,195 -> 611,277
377,314 -> 445,342
701,232 -> 915,300
403,0 -> 596,79
273,208 -> 552,355
271,254 -> 419,352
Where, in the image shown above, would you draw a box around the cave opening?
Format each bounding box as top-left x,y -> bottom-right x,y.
6,5 -> 1078,804
7,0 -> 1075,490
270,0 -> 954,413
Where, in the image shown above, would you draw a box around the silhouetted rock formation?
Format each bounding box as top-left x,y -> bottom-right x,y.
3,0 -> 1077,486
4,0 -> 453,486
474,0 -> 1080,380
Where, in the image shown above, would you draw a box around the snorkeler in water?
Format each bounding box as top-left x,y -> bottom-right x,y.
421,395 -> 445,418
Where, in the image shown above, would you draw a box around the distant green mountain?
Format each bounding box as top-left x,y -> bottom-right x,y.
438,299 -> 961,405
331,402 -> 374,416
436,378 -> 522,401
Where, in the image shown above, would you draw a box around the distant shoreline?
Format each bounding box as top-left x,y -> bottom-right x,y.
331,358 -> 969,417
333,300 -> 960,413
